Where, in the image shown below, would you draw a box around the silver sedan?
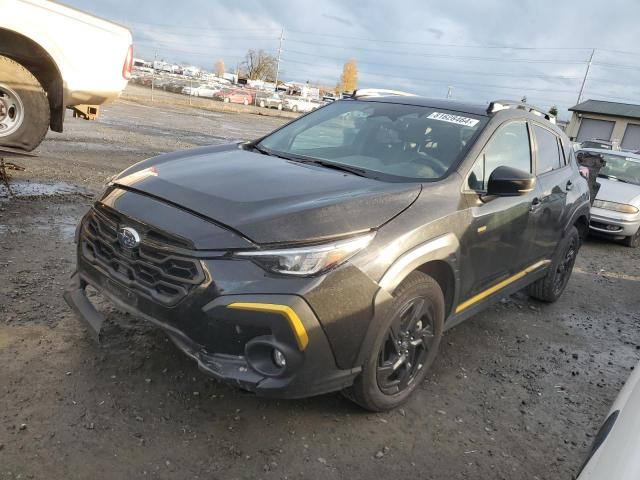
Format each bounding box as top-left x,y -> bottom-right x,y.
581,148 -> 640,247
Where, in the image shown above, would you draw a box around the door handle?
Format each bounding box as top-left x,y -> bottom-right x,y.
530,197 -> 541,212
566,180 -> 573,191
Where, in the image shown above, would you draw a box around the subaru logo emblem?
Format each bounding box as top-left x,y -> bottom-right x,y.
117,227 -> 141,249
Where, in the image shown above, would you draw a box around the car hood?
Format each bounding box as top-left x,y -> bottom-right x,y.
112,144 -> 421,245
596,177 -> 640,206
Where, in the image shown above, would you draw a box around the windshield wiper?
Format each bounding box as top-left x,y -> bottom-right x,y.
598,173 -> 632,184
252,147 -> 372,178
290,157 -> 370,178
251,143 -> 275,157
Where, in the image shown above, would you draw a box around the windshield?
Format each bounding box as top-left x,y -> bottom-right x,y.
599,153 -> 640,185
258,100 -> 486,181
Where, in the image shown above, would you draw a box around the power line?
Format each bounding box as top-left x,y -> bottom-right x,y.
124,19 -> 280,33
134,38 -> 277,49
595,47 -> 640,56
285,30 -> 593,51
280,57 -> 579,95
282,49 -> 582,81
592,61 -> 640,70
136,44 -> 250,59
283,39 -> 588,64
132,28 -> 279,41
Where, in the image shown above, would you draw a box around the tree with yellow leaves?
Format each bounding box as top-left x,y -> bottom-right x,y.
339,59 -> 358,93
214,59 -> 225,78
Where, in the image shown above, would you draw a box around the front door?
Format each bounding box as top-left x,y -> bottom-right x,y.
459,120 -> 539,301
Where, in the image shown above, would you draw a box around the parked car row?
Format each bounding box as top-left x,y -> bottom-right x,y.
130,71 -> 328,112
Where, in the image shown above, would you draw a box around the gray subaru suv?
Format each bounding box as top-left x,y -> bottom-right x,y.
65,93 -> 590,411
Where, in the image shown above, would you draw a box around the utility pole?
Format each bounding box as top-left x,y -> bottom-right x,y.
274,28 -> 284,91
577,48 -> 595,105
151,49 -> 158,102
446,86 -> 453,99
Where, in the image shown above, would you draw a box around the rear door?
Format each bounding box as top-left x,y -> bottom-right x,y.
529,123 -> 574,261
459,120 -> 539,300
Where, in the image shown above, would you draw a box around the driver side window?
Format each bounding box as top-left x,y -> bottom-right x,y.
467,121 -> 532,191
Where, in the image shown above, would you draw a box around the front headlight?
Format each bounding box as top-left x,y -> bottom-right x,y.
235,232 -> 375,276
593,200 -> 639,214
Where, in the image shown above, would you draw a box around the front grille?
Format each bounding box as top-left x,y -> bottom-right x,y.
80,207 -> 205,306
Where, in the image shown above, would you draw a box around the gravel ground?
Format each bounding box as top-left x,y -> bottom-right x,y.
1,92 -> 639,480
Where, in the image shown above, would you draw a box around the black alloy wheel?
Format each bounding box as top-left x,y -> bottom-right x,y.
377,296 -> 436,395
345,271 -> 444,411
552,235 -> 578,296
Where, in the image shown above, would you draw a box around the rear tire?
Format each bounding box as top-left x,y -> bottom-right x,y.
623,227 -> 640,248
527,226 -> 580,302
0,55 -> 50,151
345,271 -> 444,411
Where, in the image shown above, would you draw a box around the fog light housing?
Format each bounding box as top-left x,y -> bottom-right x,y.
273,348 -> 286,368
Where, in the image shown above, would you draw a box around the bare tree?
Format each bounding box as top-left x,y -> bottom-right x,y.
214,59 -> 225,78
239,49 -> 277,81
339,59 -> 358,92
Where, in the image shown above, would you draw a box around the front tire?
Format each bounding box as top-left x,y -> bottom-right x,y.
0,55 -> 50,151
345,271 -> 444,411
527,226 -> 580,302
623,227 -> 640,248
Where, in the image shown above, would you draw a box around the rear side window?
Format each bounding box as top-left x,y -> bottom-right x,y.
534,125 -> 562,174
467,121 -> 531,191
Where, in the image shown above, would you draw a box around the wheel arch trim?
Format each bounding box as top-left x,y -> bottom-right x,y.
378,232 -> 460,293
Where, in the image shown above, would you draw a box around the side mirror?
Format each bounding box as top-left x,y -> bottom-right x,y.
487,166 -> 536,196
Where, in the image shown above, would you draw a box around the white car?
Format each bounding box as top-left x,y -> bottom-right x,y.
284,97 -> 321,113
576,359 -> 640,479
1,0 -> 133,151
580,148 -> 640,247
190,85 -> 220,98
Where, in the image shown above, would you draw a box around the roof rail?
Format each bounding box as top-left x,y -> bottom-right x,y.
488,100 -> 556,124
352,88 -> 416,99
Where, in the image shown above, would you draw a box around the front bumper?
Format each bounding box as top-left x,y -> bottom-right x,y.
589,207 -> 640,237
64,266 -> 360,399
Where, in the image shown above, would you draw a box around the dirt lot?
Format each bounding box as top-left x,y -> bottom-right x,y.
1,91 -> 639,480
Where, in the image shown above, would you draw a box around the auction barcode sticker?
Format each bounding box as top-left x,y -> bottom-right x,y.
428,112 -> 479,127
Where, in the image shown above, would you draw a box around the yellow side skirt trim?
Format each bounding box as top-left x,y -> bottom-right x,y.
227,302 -> 309,351
455,259 -> 552,314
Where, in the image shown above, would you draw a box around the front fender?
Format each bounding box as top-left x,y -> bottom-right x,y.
354,233 -> 461,367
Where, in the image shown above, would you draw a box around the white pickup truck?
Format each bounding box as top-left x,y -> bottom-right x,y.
1,0 -> 133,151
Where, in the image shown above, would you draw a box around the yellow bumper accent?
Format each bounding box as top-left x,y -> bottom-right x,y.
455,259 -> 551,314
227,302 -> 309,351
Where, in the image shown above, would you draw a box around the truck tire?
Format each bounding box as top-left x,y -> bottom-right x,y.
0,55 -> 50,152
344,271 -> 444,411
527,226 -> 580,302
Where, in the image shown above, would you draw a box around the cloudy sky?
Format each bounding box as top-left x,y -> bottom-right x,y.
64,0 -> 640,118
